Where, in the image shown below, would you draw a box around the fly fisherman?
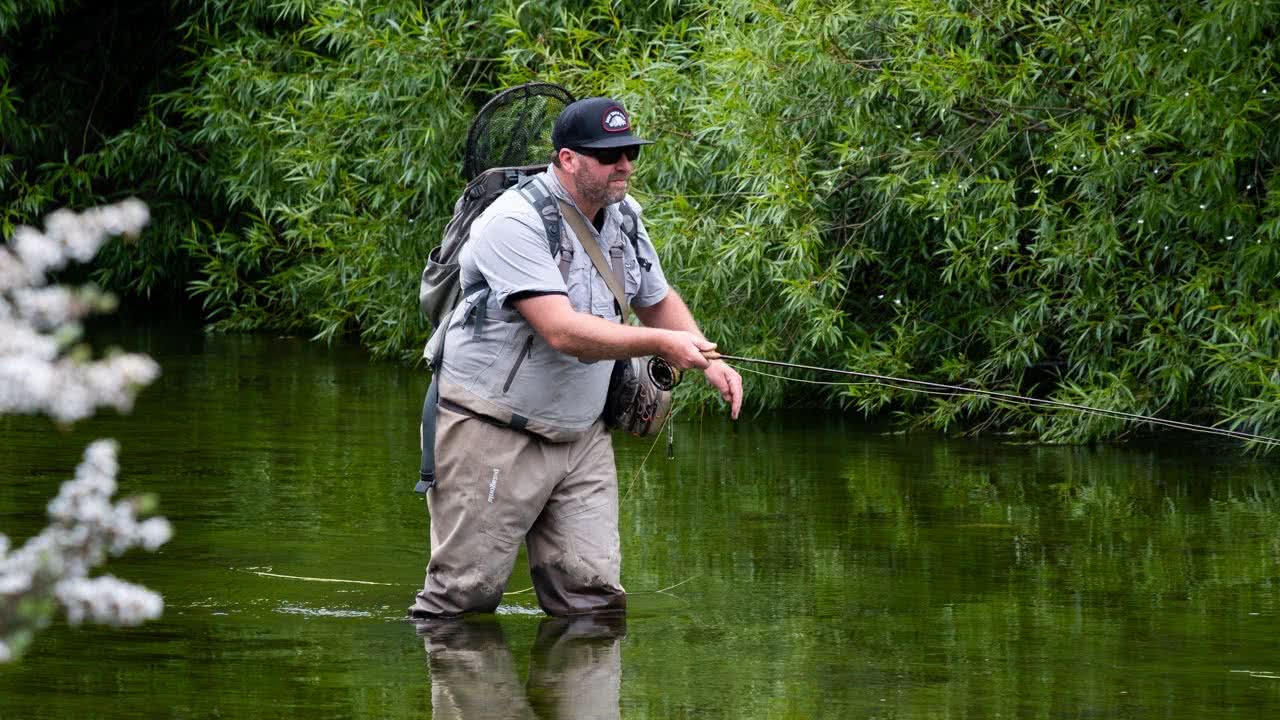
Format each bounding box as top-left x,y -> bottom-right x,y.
409,97 -> 744,618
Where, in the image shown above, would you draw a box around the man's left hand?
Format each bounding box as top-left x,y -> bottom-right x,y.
703,359 -> 743,419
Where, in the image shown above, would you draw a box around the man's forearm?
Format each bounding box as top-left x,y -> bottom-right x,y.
550,312 -> 671,361
512,292 -> 713,368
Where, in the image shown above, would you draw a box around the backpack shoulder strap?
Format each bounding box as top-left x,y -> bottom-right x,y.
618,201 -> 651,272
516,174 -> 571,283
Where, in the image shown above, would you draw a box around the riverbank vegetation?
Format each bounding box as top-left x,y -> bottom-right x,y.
3,0 -> 1277,443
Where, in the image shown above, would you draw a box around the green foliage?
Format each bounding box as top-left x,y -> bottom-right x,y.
3,0 -> 1279,442
613,0 -> 1280,440
170,0 -> 482,355
0,0 -> 71,36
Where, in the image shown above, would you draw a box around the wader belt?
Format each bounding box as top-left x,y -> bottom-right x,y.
437,396 -> 541,439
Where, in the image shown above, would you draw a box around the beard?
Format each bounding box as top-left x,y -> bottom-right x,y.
574,164 -> 629,207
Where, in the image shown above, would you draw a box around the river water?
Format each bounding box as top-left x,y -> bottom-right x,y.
2,319 -> 1279,718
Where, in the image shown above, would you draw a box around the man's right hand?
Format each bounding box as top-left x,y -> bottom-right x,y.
660,331 -> 715,370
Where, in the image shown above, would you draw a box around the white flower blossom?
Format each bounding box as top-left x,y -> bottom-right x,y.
0,248 -> 38,292
1,441 -> 173,651
9,226 -> 62,282
12,286 -> 87,329
0,200 -> 168,663
0,320 -> 59,358
137,518 -> 172,552
56,576 -> 165,627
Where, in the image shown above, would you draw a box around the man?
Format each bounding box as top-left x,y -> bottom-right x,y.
409,97 -> 743,618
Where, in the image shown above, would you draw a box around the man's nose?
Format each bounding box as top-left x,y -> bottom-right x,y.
614,154 -> 633,172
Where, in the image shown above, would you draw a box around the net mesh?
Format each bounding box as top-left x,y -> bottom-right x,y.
465,83 -> 576,180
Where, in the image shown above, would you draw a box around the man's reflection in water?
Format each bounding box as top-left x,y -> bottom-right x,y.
417,615 -> 625,720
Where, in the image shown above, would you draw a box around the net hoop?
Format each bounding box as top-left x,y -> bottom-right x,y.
464,82 -> 576,181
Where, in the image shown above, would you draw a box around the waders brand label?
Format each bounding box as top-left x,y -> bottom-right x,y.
487,468 -> 499,503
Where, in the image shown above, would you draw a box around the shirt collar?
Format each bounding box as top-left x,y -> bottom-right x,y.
542,164 -> 577,205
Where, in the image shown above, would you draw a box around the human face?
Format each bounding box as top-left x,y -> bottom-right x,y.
570,146 -> 638,207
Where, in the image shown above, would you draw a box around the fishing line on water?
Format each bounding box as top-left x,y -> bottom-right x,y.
240,568 -> 695,600
716,354 -> 1280,447
500,575 -> 695,601
244,569 -> 394,586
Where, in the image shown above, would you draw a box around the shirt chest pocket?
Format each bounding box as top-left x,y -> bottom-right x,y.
588,265 -> 619,320
566,264 -> 595,316
594,248 -> 643,320
623,254 -> 641,305
568,243 -> 639,321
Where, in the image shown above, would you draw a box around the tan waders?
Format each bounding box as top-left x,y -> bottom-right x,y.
410,405 -> 625,617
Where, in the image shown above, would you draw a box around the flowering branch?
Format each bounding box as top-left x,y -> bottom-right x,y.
0,200 -> 171,663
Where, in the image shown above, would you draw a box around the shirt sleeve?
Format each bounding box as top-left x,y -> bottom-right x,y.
627,199 -> 670,309
466,209 -> 567,308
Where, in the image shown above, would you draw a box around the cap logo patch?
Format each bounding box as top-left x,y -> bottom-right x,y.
602,108 -> 630,132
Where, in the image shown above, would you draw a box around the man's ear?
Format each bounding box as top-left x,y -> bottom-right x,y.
558,147 -> 586,171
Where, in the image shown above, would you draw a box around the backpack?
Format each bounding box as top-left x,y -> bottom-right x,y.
416,82 -> 647,493
419,163 -> 556,338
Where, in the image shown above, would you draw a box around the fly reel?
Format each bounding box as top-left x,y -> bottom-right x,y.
603,356 -> 680,436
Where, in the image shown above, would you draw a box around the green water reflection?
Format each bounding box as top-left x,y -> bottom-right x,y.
1,321 -> 1278,718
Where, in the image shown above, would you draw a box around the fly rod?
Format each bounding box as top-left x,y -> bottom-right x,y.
710,353 -> 1280,447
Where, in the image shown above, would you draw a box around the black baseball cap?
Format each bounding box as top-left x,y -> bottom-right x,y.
552,97 -> 655,150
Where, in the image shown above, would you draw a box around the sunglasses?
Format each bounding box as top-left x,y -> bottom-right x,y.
573,145 -> 641,164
